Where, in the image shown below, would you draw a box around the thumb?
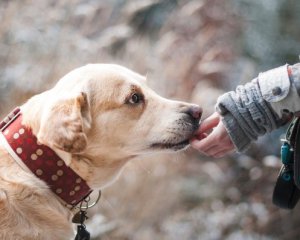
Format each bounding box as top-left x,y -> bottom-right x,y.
197,112 -> 220,134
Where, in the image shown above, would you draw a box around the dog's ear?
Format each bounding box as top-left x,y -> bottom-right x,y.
37,92 -> 91,153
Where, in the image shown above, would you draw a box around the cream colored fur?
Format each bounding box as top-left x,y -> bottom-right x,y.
0,64 -> 201,239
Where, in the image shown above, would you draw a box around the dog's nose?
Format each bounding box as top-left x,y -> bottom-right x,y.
186,105 -> 202,121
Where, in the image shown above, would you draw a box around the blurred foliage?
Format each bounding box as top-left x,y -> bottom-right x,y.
230,0 -> 300,74
0,0 -> 300,239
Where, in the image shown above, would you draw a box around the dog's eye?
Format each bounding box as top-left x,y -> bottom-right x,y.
129,93 -> 143,104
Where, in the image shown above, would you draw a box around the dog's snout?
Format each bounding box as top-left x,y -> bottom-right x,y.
183,105 -> 202,121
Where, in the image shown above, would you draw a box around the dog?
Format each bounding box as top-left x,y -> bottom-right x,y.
0,64 -> 201,240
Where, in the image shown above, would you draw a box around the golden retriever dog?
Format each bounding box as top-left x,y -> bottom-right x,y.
0,64 -> 201,240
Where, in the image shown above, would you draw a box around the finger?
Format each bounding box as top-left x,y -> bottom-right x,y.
194,141 -> 235,157
190,135 -> 216,151
191,127 -> 223,151
196,146 -> 229,157
212,149 -> 236,158
191,132 -> 207,141
204,145 -> 232,156
191,120 -> 232,152
196,112 -> 220,134
198,135 -> 235,155
200,143 -> 219,154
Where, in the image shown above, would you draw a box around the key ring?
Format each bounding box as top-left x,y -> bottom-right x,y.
79,190 -> 101,210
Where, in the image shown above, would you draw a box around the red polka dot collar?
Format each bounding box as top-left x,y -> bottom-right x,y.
0,108 -> 92,207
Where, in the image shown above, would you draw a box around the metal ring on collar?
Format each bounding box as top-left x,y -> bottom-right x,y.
79,190 -> 101,210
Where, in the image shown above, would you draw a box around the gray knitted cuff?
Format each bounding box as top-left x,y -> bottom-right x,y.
221,111 -> 252,152
217,92 -> 253,152
216,81 -> 282,152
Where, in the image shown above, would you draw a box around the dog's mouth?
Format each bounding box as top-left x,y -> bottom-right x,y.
150,139 -> 190,151
150,117 -> 200,151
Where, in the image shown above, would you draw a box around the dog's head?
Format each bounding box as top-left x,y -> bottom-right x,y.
23,64 -> 201,186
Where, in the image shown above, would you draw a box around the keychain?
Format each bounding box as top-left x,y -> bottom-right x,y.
72,198 -> 91,240
71,191 -> 102,240
72,190 -> 101,240
272,140 -> 300,209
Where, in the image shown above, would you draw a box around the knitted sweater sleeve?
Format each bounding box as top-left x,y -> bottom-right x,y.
216,63 -> 300,152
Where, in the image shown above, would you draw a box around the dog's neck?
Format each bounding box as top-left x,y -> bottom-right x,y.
77,152 -> 132,189
0,108 -> 93,206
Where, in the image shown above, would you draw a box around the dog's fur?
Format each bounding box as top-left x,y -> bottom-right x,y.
0,64 -> 201,240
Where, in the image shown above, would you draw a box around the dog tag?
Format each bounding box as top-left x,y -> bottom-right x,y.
72,211 -> 88,224
74,225 -> 90,240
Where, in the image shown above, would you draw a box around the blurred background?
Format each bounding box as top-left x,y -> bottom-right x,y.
0,0 -> 300,239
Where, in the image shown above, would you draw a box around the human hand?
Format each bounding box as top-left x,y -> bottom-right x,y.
190,112 -> 236,158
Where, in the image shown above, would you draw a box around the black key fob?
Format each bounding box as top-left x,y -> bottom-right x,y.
272,165 -> 300,209
75,225 -> 90,240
